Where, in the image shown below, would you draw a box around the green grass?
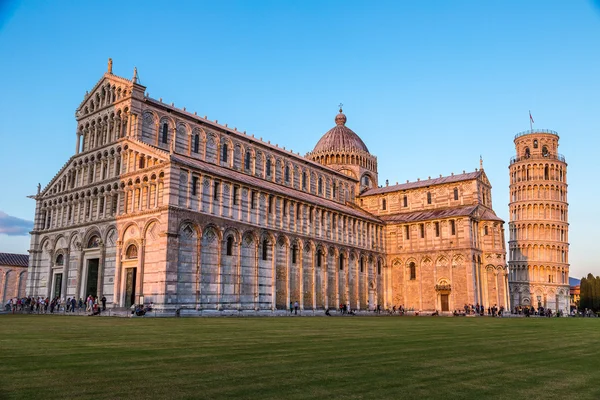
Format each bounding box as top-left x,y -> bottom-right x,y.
1,315 -> 599,399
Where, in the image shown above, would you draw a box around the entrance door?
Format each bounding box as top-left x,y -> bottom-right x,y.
53,273 -> 62,298
440,294 -> 449,312
125,268 -> 137,307
86,259 -> 99,298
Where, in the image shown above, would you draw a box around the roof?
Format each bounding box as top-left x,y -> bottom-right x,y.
312,112 -> 370,154
362,171 -> 483,196
170,153 -> 382,223
0,253 -> 29,267
569,277 -> 580,287
379,204 -> 503,224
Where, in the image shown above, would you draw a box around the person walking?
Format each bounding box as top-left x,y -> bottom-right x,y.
71,297 -> 76,313
101,296 -> 106,311
294,301 -> 299,315
289,302 -> 293,315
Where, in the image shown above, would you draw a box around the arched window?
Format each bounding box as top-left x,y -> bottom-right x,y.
484,226 -> 489,235
339,254 -> 344,270
427,192 -> 432,204
377,260 -> 381,275
126,244 -> 138,259
221,143 -> 228,162
360,257 -> 364,273
318,178 -> 323,194
544,165 -> 549,180
453,188 -> 459,201
533,140 -> 538,149
450,220 -> 456,235
292,245 -> 297,264
262,239 -> 268,260
284,166 -> 290,182
524,147 -> 530,158
245,151 -> 251,170
333,184 -> 337,198
266,159 -> 272,176
55,254 -> 64,266
317,250 -> 322,267
302,172 -> 307,189
226,236 -> 234,256
362,175 -> 370,187
409,262 -> 416,280
193,134 -> 199,153
542,146 -> 549,157
87,235 -> 101,248
162,123 -> 168,144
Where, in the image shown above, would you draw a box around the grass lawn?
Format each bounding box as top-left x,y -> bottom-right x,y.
1,315 -> 599,399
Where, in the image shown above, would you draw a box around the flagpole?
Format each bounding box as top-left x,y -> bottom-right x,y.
529,110 -> 534,131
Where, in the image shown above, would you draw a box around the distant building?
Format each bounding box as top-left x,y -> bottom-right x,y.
0,253 -> 29,304
26,60 -> 508,313
569,277 -> 580,310
508,130 -> 570,314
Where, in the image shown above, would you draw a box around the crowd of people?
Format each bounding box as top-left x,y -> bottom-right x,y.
4,295 -> 107,316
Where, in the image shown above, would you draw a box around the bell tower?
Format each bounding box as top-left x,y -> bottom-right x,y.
508,129 -> 569,314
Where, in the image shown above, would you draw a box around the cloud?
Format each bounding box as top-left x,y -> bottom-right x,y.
0,211 -> 33,236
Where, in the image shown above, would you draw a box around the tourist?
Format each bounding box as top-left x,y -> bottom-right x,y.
325,308 -> 331,316
71,297 -> 76,312
101,295 -> 106,311
289,302 -> 293,314
294,301 -> 299,315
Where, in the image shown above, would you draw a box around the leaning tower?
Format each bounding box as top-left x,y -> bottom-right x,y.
508,129 -> 569,314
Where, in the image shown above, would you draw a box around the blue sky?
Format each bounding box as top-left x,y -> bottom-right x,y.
0,1 -> 598,278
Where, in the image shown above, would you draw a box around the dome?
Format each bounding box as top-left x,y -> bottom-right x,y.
312,110 -> 369,154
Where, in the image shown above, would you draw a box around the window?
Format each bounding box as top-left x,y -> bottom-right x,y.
363,175 -> 370,187
360,258 -> 364,273
221,143 -> 228,162
268,195 -> 273,214
533,140 -> 538,149
427,192 -> 432,204
226,236 -> 234,256
162,123 -> 168,144
318,178 -> 323,194
420,223 -> 424,238
409,262 -> 416,280
55,254 -> 64,266
484,226 -> 489,235
193,134 -> 200,153
245,151 -> 251,170
302,172 -> 307,189
284,166 -> 290,182
542,146 -> 549,157
450,220 -> 456,235
266,159 -> 271,176
317,250 -> 322,267
339,255 -> 344,270
524,147 -> 530,158
544,166 -> 549,180
333,184 -> 337,198
191,176 -> 198,196
382,199 -> 387,210
435,222 -> 440,237
283,199 -> 288,215
377,260 -> 381,275
139,157 -> 145,169
292,245 -> 297,264
403,195 -> 408,207
213,182 -> 219,201
262,239 -> 268,260
233,186 -> 238,205
296,203 -> 301,220
126,244 -> 138,259
251,191 -> 256,209
405,225 -> 410,239
454,188 -> 459,201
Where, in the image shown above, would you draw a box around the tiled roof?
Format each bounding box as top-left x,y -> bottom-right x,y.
361,171 -> 483,196
379,204 -> 503,224
312,112 -> 369,154
171,154 -> 382,223
0,253 -> 29,267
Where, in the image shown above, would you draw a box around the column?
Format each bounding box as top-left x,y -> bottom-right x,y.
311,250 -> 316,310
97,244 -> 106,299
298,245 -> 304,310
113,241 -> 122,307
323,253 -> 328,310
61,249 -> 70,301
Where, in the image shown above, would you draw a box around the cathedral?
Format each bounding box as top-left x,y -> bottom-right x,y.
27,60 -> 509,313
